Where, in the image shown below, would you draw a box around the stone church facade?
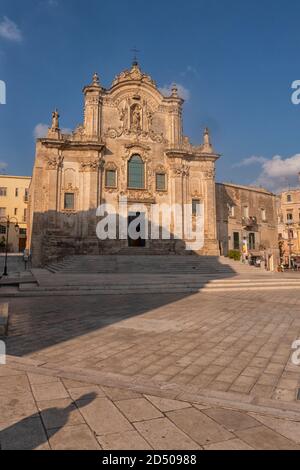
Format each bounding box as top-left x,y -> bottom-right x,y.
28,62 -> 220,266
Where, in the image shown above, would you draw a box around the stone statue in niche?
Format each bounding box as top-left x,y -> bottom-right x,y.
131,104 -> 142,131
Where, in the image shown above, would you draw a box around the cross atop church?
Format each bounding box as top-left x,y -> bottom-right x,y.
131,47 -> 140,66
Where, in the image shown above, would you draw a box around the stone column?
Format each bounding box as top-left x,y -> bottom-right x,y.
204,166 -> 219,254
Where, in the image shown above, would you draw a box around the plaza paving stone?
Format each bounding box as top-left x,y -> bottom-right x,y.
0,363 -> 300,450
97,430 -> 152,450
2,286 -> 300,405
1,263 -> 300,449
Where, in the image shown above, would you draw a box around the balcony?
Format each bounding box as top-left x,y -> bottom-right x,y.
242,216 -> 258,229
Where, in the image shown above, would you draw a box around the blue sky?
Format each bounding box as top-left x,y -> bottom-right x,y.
1,0 -> 300,192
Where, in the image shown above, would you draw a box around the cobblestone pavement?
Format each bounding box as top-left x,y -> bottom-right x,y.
1,277 -> 300,450
1,357 -> 300,450
3,288 -> 300,403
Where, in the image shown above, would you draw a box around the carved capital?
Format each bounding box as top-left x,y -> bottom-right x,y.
47,155 -> 64,169
204,169 -> 215,179
172,164 -> 190,177
80,158 -> 102,172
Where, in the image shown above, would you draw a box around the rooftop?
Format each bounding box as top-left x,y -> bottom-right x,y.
217,181 -> 274,195
0,175 -> 31,180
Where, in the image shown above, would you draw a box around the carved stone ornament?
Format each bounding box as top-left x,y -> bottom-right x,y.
119,190 -> 154,203
105,126 -> 166,144
172,164 -> 190,177
155,164 -> 166,173
191,190 -> 202,199
111,63 -> 157,88
80,159 -> 102,172
204,168 -> 215,179
104,94 -> 167,144
105,162 -> 117,171
61,182 -> 79,193
47,154 -> 64,169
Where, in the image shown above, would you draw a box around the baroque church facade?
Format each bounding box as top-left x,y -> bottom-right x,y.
28,62 -> 220,266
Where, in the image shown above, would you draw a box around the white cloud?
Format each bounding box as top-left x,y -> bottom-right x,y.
235,153 -> 300,193
159,83 -> 190,101
34,123 -> 72,139
0,17 -> 22,42
34,123 -> 48,139
233,155 -> 267,167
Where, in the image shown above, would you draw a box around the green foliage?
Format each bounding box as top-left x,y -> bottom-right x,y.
228,250 -> 241,261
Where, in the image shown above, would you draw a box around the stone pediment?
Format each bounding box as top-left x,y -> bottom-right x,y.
111,63 -> 157,89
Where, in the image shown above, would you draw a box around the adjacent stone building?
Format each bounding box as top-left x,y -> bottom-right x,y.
216,183 -> 279,270
277,189 -> 300,263
0,175 -> 31,253
28,62 -> 221,266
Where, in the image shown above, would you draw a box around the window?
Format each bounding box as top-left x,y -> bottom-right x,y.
249,233 -> 255,250
14,208 -> 17,216
23,208 -> 27,222
233,232 -> 240,250
64,193 -> 75,210
128,155 -> 145,189
287,194 -> 292,202
19,228 -> 27,236
287,212 -> 293,222
228,204 -> 235,217
156,173 -> 166,191
192,199 -> 200,216
105,170 -> 116,188
0,225 -> 6,234
0,207 -> 6,216
261,208 -> 266,221
24,188 -> 29,202
0,187 -> 7,197
243,206 -> 249,218
15,188 -> 18,197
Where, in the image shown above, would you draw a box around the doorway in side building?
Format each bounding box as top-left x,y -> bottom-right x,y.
249,232 -> 255,250
18,228 -> 27,252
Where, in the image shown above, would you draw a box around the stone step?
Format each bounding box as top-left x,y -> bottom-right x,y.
19,278 -> 300,295
12,283 -> 300,297
43,254 -> 271,278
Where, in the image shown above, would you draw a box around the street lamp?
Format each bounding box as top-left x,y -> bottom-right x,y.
0,216 -> 19,277
286,220 -> 294,270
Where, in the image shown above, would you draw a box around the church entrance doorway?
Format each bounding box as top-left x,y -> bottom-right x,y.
128,212 -> 146,247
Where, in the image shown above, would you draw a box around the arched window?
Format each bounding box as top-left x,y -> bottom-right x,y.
128,155 -> 145,189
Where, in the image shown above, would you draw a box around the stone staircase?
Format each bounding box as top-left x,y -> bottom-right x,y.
3,254 -> 293,298
8,254 -> 296,297
45,254 -> 261,275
